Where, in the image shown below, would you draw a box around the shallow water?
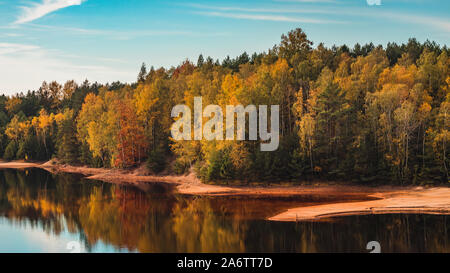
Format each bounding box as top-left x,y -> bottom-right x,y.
0,168 -> 448,253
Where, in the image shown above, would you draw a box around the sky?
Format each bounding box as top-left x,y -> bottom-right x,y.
0,0 -> 449,95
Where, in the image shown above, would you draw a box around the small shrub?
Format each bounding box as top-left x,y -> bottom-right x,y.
172,159 -> 190,175
147,149 -> 167,174
4,141 -> 18,160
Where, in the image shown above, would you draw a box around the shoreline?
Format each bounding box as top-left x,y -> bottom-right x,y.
268,187 -> 450,221
0,160 -> 383,196
1,161 -> 450,222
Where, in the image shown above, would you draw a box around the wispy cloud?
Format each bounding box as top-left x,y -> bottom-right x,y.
380,12 -> 450,33
23,23 -> 230,40
15,0 -> 86,24
0,42 -> 135,94
188,3 -> 449,34
0,33 -> 24,38
195,11 -> 342,24
187,3 -> 336,14
0,43 -> 39,55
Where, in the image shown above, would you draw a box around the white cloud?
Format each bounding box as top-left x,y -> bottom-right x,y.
195,11 -> 341,24
15,0 -> 86,24
0,43 -> 39,55
21,23 -> 230,40
381,12 -> 450,33
0,43 -> 135,94
187,3 -> 336,14
189,3 -> 449,34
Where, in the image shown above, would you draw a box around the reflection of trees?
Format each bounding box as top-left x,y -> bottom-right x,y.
0,169 -> 66,235
281,214 -> 450,253
77,186 -> 177,252
171,198 -> 246,253
0,169 -> 449,253
358,214 -> 450,253
0,169 -> 248,252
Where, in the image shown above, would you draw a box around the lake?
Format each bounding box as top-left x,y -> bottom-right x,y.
0,168 -> 448,253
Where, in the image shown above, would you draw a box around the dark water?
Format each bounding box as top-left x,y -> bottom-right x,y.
0,168 -> 449,253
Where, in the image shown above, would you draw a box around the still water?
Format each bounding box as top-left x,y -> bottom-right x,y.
0,168 -> 448,253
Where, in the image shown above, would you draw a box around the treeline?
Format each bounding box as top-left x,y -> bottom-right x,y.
0,28 -> 448,184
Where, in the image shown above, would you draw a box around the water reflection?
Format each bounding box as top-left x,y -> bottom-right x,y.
0,169 -> 449,253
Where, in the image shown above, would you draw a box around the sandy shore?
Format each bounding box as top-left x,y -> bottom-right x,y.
0,161 -> 43,169
1,161 -> 450,221
268,187 -> 450,221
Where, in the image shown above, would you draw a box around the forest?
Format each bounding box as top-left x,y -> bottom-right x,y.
0,28 -> 448,184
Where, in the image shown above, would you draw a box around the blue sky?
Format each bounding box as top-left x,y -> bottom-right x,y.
0,0 -> 449,94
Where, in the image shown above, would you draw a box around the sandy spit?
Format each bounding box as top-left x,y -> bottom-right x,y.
268,187 -> 450,221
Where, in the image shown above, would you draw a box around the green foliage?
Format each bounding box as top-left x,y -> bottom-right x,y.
172,158 -> 191,175
3,141 -> 18,160
56,114 -> 79,164
16,136 -> 35,160
146,146 -> 167,174
196,148 -> 235,182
